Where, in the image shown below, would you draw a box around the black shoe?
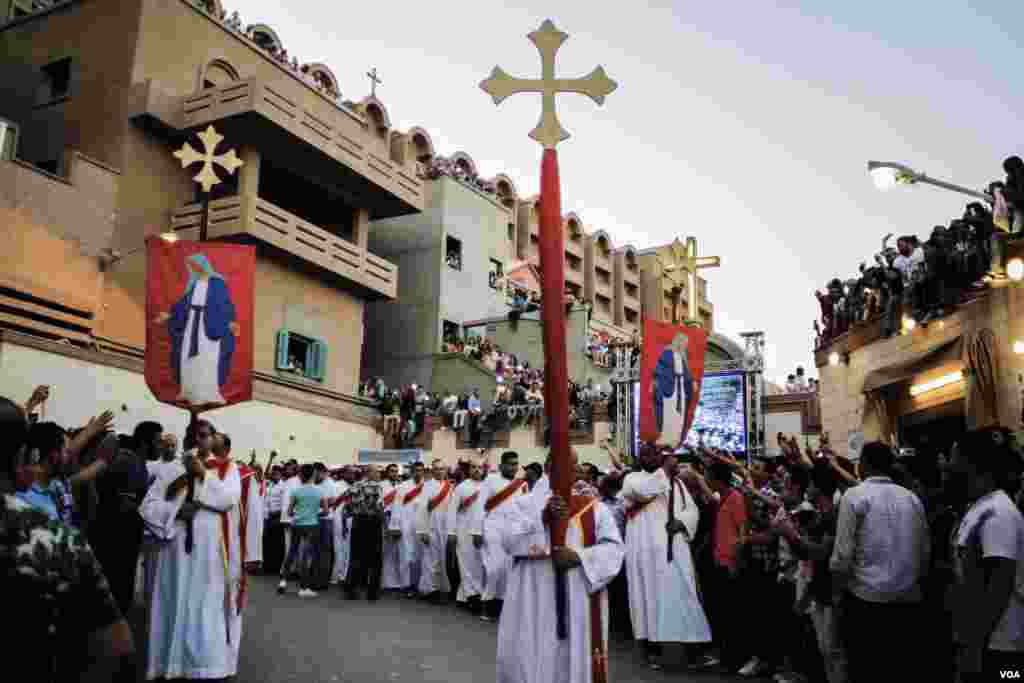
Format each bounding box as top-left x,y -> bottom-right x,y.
345,589 -> 358,600
367,592 -> 380,602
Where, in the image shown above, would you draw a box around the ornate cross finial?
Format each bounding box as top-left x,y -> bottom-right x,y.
172,125 -> 243,193
366,67 -> 382,97
479,19 -> 617,149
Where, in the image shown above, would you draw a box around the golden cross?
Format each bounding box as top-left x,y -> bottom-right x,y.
366,67 -> 382,97
668,237 -> 720,324
172,125 -> 243,193
479,19 -> 617,149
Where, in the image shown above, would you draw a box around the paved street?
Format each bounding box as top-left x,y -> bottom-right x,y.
233,574 -> 740,683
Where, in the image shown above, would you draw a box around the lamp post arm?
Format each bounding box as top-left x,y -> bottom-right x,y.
916,174 -> 990,201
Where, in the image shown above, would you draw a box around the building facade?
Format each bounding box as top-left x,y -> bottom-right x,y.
0,0 -> 438,462
636,238 -> 715,330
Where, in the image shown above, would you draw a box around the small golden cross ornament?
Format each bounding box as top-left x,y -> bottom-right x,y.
479,19 -> 617,149
173,125 -> 243,193
673,236 -> 720,324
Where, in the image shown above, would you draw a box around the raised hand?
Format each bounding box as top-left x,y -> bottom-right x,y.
26,385 -> 50,412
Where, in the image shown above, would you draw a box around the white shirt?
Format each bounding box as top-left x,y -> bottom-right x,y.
279,476 -> 301,524
266,480 -> 286,515
956,490 -> 1024,651
830,476 -> 930,603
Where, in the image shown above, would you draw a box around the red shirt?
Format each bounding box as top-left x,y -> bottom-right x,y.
713,489 -> 748,572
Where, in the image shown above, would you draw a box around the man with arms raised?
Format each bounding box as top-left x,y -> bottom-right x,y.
450,461 -> 486,613
496,450 -> 624,683
622,444 -> 711,670
476,451 -> 529,622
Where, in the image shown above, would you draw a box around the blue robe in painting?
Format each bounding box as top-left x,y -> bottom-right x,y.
167,276 -> 236,390
653,348 -> 693,436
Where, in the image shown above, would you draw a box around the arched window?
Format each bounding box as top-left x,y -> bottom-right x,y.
597,234 -> 611,258
202,59 -> 238,90
247,23 -> 283,54
365,102 -> 388,141
411,132 -> 432,161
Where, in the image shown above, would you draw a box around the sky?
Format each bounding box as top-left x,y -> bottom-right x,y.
231,0 -> 1021,384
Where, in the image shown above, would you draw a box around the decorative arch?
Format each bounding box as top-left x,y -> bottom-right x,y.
591,229 -> 614,256
491,173 -> 519,205
407,126 -> 435,162
564,212 -> 584,239
618,244 -> 639,270
200,58 -> 240,89
708,332 -> 746,363
449,151 -> 478,177
304,62 -> 339,96
246,23 -> 283,53
358,96 -> 391,140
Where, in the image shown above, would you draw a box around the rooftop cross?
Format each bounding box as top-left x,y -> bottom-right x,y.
366,67 -> 382,97
479,19 -> 617,149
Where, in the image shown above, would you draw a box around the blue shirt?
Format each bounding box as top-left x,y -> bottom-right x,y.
468,396 -> 481,411
289,484 -> 323,528
17,483 -> 60,523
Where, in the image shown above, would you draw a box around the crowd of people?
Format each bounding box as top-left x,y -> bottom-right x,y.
5,375 -> 1024,682
815,156 -> 1024,348
783,366 -> 818,394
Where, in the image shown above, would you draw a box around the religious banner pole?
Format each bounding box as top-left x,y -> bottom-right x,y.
481,19 -> 616,640
170,124 -> 243,552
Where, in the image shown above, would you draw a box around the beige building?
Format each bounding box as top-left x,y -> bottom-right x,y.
0,0 -> 443,462
815,271 -> 1024,460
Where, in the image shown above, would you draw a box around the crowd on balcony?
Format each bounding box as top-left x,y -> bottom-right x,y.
586,331 -> 641,368
783,367 -> 818,394
814,155 -> 1024,349
420,156 -> 498,196
189,1 -> 343,101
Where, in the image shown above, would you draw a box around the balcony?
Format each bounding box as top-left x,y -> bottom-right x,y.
565,237 -> 584,258
130,78 -> 423,219
595,275 -> 613,298
594,251 -> 613,274
623,265 -> 640,286
624,289 -> 641,311
170,195 -> 397,299
564,267 -> 584,287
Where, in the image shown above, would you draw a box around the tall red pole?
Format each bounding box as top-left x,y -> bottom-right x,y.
538,149 -> 572,639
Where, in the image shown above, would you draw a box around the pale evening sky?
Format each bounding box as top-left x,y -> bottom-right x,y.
231,0 -> 1019,384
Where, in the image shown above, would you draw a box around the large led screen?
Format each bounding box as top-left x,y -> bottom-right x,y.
633,371 -> 747,453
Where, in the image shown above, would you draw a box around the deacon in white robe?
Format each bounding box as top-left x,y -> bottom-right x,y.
416,462 -> 454,595
476,456 -> 530,608
448,468 -> 485,604
392,465 -> 427,592
622,457 -> 711,649
140,448 -> 243,680
381,468 -> 404,589
496,489 -> 624,683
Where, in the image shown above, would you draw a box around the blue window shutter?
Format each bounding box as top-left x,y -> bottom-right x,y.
276,330 -> 290,370
305,340 -> 317,380
314,340 -> 327,381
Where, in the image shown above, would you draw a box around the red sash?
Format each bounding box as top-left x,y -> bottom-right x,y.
382,488 -> 398,506
205,458 -> 243,621
404,481 -> 425,505
459,489 -> 480,513
428,481 -> 453,512
485,478 -> 528,513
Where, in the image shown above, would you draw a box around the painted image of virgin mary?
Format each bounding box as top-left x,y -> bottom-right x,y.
153,253 -> 239,407
653,332 -> 698,448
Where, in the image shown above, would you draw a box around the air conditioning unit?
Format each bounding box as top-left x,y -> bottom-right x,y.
0,119 -> 19,161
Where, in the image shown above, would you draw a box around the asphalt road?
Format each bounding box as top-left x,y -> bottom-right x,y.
232,574 -> 740,683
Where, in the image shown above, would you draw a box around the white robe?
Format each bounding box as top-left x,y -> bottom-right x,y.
141,459 -> 242,680
477,474 -> 529,601
231,468 -> 264,668
496,493 -> 624,683
177,278 -> 226,406
622,469 -> 711,643
332,480 -> 352,583
390,479 -> 425,590
381,481 -> 404,589
449,478 -> 485,602
417,478 -> 454,594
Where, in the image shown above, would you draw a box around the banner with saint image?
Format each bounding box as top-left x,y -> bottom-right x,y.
145,237 -> 255,410
638,318 -> 708,448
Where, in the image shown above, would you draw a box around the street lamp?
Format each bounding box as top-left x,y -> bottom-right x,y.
867,161 -> 989,201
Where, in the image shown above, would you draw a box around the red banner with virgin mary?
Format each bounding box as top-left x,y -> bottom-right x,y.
145,237 -> 255,411
638,318 -> 708,448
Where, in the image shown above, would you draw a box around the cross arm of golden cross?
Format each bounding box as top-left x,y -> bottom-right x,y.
479,19 -> 617,149
682,237 -> 720,323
